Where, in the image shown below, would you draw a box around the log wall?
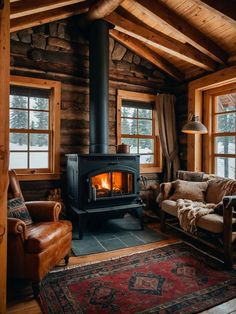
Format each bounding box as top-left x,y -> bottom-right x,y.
10,18 -> 175,201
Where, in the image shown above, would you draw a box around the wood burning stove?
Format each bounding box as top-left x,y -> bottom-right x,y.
66,20 -> 143,238
66,154 -> 143,238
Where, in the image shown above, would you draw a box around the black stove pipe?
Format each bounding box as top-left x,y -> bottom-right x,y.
89,20 -> 110,154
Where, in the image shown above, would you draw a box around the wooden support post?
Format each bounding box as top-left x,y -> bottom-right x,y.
0,0 -> 10,312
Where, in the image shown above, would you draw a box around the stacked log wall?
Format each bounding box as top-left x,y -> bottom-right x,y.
10,18 -> 175,201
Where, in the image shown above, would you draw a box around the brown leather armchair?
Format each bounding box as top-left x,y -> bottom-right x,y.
7,170 -> 72,297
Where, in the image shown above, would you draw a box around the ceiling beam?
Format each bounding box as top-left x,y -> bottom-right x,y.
10,0 -> 86,19
105,12 -> 217,71
10,1 -> 91,32
135,0 -> 227,64
192,0 -> 236,23
110,29 -> 184,81
79,0 -> 124,26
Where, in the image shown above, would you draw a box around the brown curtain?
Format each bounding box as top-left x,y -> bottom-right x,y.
156,94 -> 180,182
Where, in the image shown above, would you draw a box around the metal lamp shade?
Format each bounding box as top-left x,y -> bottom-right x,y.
182,115 -> 208,134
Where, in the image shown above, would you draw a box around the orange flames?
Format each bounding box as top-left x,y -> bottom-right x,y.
92,172 -> 122,191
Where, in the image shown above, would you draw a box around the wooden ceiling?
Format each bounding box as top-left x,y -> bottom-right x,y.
9,0 -> 236,82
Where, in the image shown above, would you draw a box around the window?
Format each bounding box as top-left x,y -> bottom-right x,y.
117,90 -> 162,173
204,83 -> 236,179
10,76 -> 61,180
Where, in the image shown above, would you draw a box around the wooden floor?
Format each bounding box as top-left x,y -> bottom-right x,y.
7,220 -> 236,314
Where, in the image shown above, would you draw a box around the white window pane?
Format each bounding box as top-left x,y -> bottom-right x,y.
139,139 -> 154,154
30,111 -> 49,130
216,93 -> 236,113
30,152 -> 48,168
121,118 -> 137,135
10,95 -> 28,109
10,133 -> 28,151
121,138 -> 138,153
121,107 -> 137,118
138,120 -> 152,135
215,136 -> 235,154
10,109 -> 28,129
30,97 -> 49,110
215,157 -> 236,179
138,108 -> 152,119
216,113 -> 236,132
10,152 -> 27,169
30,134 -> 49,151
140,154 -> 154,164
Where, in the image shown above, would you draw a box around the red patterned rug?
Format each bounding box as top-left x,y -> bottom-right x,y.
39,242 -> 236,314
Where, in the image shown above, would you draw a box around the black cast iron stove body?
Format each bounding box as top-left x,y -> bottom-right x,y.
66,153 -> 143,238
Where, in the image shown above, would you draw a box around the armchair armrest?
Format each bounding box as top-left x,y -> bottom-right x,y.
8,217 -> 27,241
25,201 -> 61,222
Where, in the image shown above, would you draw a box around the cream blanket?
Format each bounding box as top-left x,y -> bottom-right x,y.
176,199 -> 215,234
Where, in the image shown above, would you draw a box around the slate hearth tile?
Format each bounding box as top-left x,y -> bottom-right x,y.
118,234 -> 144,246
100,238 -> 127,251
72,240 -> 105,256
93,233 -> 117,241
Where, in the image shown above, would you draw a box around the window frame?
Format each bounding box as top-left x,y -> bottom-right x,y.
117,90 -> 162,173
187,65 -> 236,172
10,75 -> 61,181
203,82 -> 236,176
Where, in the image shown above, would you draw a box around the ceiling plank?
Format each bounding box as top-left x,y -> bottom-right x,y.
10,1 -> 92,32
192,0 -> 236,23
10,0 -> 86,19
105,12 -> 217,71
135,0 -> 227,64
110,29 -> 184,81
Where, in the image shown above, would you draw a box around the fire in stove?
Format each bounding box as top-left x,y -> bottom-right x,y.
91,172 -> 133,198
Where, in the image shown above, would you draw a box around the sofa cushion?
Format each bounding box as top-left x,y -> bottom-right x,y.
26,220 -> 72,253
169,180 -> 208,202
205,178 -> 236,204
162,200 -> 178,217
177,170 -> 204,182
7,197 -> 33,226
161,200 -> 236,233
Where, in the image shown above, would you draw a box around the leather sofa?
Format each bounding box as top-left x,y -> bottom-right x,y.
7,170 -> 72,297
158,172 -> 236,268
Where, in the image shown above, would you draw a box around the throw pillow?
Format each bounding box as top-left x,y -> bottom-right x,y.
169,180 -> 208,202
8,197 -> 33,225
205,178 -> 236,204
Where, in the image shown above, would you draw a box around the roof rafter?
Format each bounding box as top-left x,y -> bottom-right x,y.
79,0 -> 124,26
135,0 -> 227,64
110,29 -> 184,81
10,1 -> 92,32
10,0 -> 87,19
192,0 -> 236,23
105,11 -> 217,71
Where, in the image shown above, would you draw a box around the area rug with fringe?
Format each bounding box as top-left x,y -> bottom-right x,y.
39,242 -> 236,314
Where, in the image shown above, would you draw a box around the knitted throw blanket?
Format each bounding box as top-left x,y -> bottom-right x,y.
176,199 -> 215,234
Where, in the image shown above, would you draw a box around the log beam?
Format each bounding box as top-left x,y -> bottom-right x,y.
0,0 -> 10,313
105,12 -> 217,71
10,1 -> 92,32
135,0 -> 228,64
110,29 -> 184,81
79,0 -> 124,27
192,0 -> 236,23
10,0 -> 86,19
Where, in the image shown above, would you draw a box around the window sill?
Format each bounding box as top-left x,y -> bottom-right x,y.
16,173 -> 60,181
140,166 -> 162,174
